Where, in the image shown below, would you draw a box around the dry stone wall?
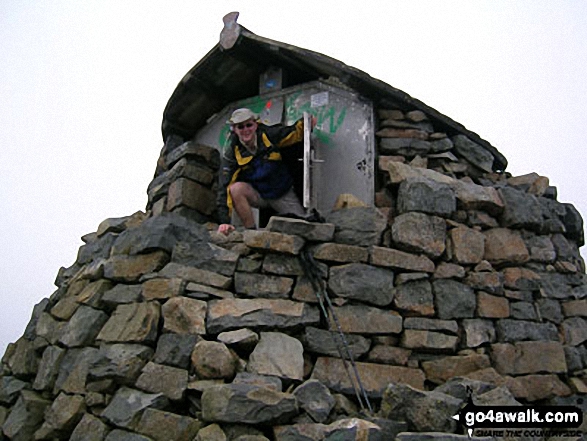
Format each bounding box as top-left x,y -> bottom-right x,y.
1,106 -> 587,440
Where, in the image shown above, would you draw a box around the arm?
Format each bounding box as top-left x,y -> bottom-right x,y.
265,116 -> 317,148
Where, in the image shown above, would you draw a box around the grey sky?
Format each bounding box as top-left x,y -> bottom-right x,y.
1,1 -> 586,355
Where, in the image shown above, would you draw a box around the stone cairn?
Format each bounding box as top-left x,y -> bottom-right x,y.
1,108 -> 586,441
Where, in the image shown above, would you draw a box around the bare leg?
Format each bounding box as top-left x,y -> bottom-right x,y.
228,182 -> 259,229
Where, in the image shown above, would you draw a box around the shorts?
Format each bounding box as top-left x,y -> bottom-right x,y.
254,187 -> 306,217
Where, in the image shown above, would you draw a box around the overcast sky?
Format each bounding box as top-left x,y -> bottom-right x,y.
1,1 -> 586,356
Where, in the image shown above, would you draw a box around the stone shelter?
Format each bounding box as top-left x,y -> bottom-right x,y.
1,12 -> 586,441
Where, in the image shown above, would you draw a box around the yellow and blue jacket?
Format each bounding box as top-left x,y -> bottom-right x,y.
216,119 -> 304,223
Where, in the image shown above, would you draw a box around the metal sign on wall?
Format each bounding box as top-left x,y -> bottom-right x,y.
194,80 -> 375,215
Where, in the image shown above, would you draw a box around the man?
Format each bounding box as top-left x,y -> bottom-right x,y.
216,108 -> 315,235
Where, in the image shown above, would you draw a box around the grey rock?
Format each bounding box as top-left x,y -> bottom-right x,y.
89,344 -> 153,385
434,377 -> 495,401
5,337 -> 39,379
101,284 -> 142,310
561,202 -> 584,246
234,272 -> 294,299
403,318 -> 458,334
0,377 -> 28,405
23,298 -> 49,341
392,212 -> 446,258
461,319 -> 496,348
303,326 -> 371,359
293,380 -> 335,423
247,332 -> 304,381
326,207 -> 387,247
33,345 -> 66,391
475,385 -> 521,406
561,317 -> 587,346
173,241 -> 239,277
58,305 -> 109,348
430,137 -> 454,153
53,347 -> 99,395
70,413 -> 109,441
158,262 -> 232,289
153,333 -> 198,369
34,392 -> 85,439
105,430 -> 153,441
452,134 -> 494,172
1,390 -> 50,441
379,137 -> 431,156
218,329 -> 259,353
564,346 -> 584,372
77,232 -> 117,265
135,362 -> 188,401
433,279 -> 476,319
397,178 -> 456,216
97,302 -> 160,344
206,299 -> 320,334
329,263 -> 395,306
110,212 -> 208,256
162,297 -> 207,335
380,382 -> 463,432
233,372 -> 282,391
262,254 -> 304,276
266,216 -> 335,242
393,280 -> 434,316
332,304 -> 402,334
510,301 -> 539,320
191,340 -> 236,380
201,383 -> 298,424
136,408 -> 201,441
499,187 -> 543,231
101,386 -> 168,430
495,319 -> 558,342
525,235 -> 556,263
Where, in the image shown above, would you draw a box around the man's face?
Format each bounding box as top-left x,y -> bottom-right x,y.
233,119 -> 257,147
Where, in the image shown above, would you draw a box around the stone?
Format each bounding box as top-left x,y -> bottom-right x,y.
58,305 -> 109,348
185,282 -> 234,300
453,181 -> 504,216
367,345 -> 411,366
105,429 -> 153,441
401,330 -> 458,352
191,340 -> 236,380
495,319 -> 558,342
510,301 -> 538,320
201,383 -> 298,424
266,216 -> 335,242
387,161 -> 454,185
162,297 -> 207,334
89,343 -> 153,385
293,380 -> 335,423
97,302 -> 160,344
141,278 -> 183,301
502,267 -> 541,291
563,299 -> 587,317
483,228 -> 529,265
526,235 -> 556,262
206,299 -> 320,334
380,383 -> 463,433
393,280 -> 434,316
167,177 -> 216,214
262,254 -> 304,276
243,230 -> 305,255
476,292 -> 509,318
135,362 -> 188,401
247,332 -> 304,381
434,262 -> 466,279
434,377 -> 495,401
448,227 -> 485,265
154,333 -> 198,369
34,392 -> 85,439
76,232 -> 117,266
403,318 -> 459,334
370,246 -> 435,273
50,297 -> 80,321
422,354 -> 491,384
490,341 -> 567,375
397,178 -> 456,216
97,212 -> 146,237
53,347 -> 99,395
312,243 -> 369,263
234,272 -> 294,299
136,408 -> 201,441
329,263 -> 395,306
195,423 -> 227,441
233,372 -> 283,391
5,337 -> 39,378
0,377 -> 28,405
76,279 -> 113,307
1,390 -> 51,441
331,305 -> 402,334
104,250 -> 169,283
102,284 -> 143,308
392,212 -> 446,258
303,326 -> 371,359
326,206 -> 387,247
561,317 -> 587,345
433,279 -> 476,319
32,345 -> 64,393
70,413 -> 109,441
159,262 -> 232,289
173,241 -> 239,277
499,186 -> 543,231
452,134 -> 494,172
218,329 -> 259,352
537,298 -> 564,323
377,127 -> 429,139
461,319 -> 496,348
311,357 -> 425,397
512,374 -> 572,402
100,386 -> 168,430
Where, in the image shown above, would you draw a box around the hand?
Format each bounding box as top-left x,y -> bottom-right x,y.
311,115 -> 317,129
218,224 -> 236,236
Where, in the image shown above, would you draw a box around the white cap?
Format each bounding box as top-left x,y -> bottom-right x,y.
228,108 -> 257,125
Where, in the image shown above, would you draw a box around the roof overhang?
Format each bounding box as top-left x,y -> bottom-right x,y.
162,12 -> 507,171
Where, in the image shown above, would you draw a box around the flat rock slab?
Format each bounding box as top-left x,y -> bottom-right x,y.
247,332 -> 304,381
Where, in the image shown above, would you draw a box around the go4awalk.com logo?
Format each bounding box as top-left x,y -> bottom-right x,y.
452,396 -> 583,438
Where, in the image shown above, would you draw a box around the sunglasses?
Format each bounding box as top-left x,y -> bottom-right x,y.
235,122 -> 255,130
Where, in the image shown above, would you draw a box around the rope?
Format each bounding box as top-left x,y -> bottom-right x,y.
300,249 -> 373,414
